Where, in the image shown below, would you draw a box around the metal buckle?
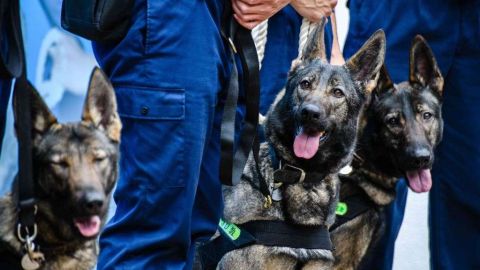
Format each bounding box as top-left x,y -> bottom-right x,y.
17,223 -> 37,243
283,164 -> 306,183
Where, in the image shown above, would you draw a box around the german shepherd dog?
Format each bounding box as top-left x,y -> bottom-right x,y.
217,21 -> 386,270
0,68 -> 121,270
331,36 -> 444,270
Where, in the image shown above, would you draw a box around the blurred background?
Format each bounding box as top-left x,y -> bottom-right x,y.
0,1 -> 429,269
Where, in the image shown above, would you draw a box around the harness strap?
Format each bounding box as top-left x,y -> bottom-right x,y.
241,220 -> 332,250
198,219 -> 333,270
330,190 -> 375,232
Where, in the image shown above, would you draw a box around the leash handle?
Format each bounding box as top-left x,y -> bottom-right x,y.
219,3 -> 261,186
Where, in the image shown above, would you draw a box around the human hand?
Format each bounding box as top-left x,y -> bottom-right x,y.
232,0 -> 291,29
291,0 -> 337,22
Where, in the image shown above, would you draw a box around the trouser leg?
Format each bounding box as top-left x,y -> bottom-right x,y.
429,7 -> 480,268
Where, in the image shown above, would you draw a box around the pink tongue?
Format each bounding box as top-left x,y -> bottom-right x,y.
293,131 -> 322,159
74,215 -> 101,237
406,169 -> 432,193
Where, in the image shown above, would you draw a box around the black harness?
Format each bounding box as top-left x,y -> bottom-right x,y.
198,146 -> 376,269
198,219 -> 332,270
198,143 -> 334,269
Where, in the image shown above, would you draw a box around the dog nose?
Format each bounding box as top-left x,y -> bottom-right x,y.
81,191 -> 105,214
408,147 -> 431,168
300,104 -> 322,122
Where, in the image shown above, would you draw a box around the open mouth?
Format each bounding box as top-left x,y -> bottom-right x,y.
73,215 -> 101,238
293,127 -> 329,159
406,169 -> 432,193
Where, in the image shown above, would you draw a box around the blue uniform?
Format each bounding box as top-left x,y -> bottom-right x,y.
0,79 -> 10,154
344,0 -> 480,269
93,0 -> 232,269
259,6 -> 333,115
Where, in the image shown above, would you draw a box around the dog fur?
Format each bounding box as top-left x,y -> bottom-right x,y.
331,36 -> 445,270
0,68 -> 121,270
217,21 -> 386,270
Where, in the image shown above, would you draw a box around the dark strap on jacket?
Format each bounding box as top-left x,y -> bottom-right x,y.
219,2 -> 260,186
0,0 -> 24,79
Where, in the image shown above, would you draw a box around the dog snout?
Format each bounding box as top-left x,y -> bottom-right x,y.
407,146 -> 432,168
299,104 -> 324,124
78,189 -> 105,214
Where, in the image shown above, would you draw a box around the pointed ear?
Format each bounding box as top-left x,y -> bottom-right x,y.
374,65 -> 395,96
409,35 -> 444,97
300,19 -> 327,63
82,67 -> 122,142
345,30 -> 386,94
14,82 -> 58,139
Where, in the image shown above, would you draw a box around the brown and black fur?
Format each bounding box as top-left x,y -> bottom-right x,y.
217,21 -> 386,270
0,68 -> 121,270
331,36 -> 445,270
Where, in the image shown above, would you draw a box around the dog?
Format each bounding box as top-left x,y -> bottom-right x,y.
0,68 -> 121,270
212,20 -> 386,270
331,36 -> 444,270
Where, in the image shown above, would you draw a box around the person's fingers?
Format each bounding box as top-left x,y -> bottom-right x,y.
232,0 -> 263,16
236,13 -> 264,22
322,8 -> 333,17
239,0 -> 261,5
329,0 -> 338,8
233,13 -> 261,29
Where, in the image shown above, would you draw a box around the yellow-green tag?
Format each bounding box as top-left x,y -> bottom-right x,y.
336,202 -> 348,216
219,219 -> 241,240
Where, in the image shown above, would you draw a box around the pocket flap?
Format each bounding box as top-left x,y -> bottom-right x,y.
115,86 -> 185,120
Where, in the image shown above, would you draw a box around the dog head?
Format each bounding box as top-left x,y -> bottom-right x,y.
266,21 -> 386,175
368,36 -> 444,192
14,68 -> 121,240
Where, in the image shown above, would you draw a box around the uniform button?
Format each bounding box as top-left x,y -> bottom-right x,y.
140,106 -> 149,115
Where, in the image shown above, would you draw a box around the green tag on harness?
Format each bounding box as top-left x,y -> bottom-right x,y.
336,202 -> 348,216
219,219 -> 241,240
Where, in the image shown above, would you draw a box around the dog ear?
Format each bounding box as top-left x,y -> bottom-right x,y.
374,65 -> 394,97
300,18 -> 327,63
13,83 -> 58,139
345,30 -> 386,94
409,35 -> 444,97
82,67 -> 122,142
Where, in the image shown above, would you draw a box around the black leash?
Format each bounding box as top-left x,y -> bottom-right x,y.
219,1 -> 260,186
0,1 -> 45,268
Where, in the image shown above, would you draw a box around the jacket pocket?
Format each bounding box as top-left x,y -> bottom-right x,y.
115,86 -> 186,188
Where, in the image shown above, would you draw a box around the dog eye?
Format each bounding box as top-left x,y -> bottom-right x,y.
300,80 -> 311,90
387,117 -> 399,126
423,112 -> 433,120
94,152 -> 108,162
51,160 -> 69,168
333,88 -> 345,98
